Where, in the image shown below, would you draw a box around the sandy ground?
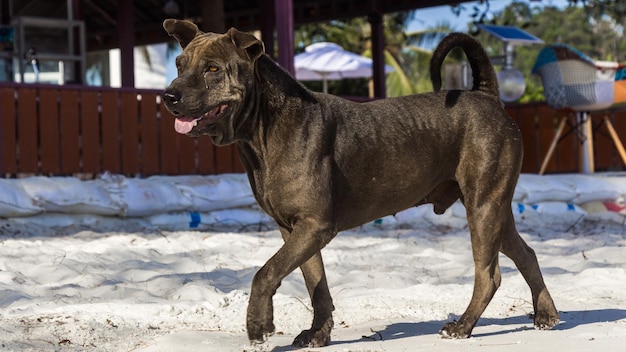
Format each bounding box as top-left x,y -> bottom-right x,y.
1,211 -> 624,351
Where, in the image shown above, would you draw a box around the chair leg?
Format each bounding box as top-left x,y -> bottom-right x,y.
539,116 -> 568,175
603,115 -> 626,165
579,112 -> 595,174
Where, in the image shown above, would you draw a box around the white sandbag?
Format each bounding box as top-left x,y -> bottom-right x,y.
511,202 -> 539,226
581,201 -> 626,215
0,179 -> 42,217
450,201 -> 467,218
99,175 -> 191,217
512,184 -> 526,202
596,175 -> 626,202
393,204 -> 472,228
444,201 -> 537,218
371,215 -> 397,225
147,211 -> 209,229
206,208 -> 272,226
8,213 -> 149,231
516,174 -> 576,203
513,202 -> 537,214
531,201 -> 586,215
149,174 -> 255,212
148,208 -> 271,230
394,205 -> 434,224
17,177 -> 121,215
558,174 -> 621,204
10,213 -> 97,228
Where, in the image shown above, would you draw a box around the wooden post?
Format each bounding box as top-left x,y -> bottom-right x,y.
118,0 -> 135,88
539,116 -> 567,175
71,0 -> 83,84
369,0 -> 385,98
579,111 -> 594,174
274,0 -> 294,75
1,0 -> 10,24
261,0 -> 276,60
200,0 -> 225,33
603,115 -> 626,165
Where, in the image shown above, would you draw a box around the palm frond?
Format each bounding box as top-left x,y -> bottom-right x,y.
384,50 -> 418,97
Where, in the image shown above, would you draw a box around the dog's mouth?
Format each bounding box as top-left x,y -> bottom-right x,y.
174,104 -> 229,134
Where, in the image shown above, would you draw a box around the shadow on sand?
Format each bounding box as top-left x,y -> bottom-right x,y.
270,309 -> 626,351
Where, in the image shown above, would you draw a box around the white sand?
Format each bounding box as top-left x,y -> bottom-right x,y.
1,212 -> 624,351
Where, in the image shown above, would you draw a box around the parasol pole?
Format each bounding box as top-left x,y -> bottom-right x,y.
321,72 -> 328,93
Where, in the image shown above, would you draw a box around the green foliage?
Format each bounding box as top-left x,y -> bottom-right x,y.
566,0 -> 626,22
294,14 -> 417,97
480,1 -> 626,102
294,19 -> 370,96
294,16 -> 456,97
292,0 -> 626,100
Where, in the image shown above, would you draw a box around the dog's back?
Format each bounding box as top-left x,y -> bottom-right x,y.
298,34 -> 519,229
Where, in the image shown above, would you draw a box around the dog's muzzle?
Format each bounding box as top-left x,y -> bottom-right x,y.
163,89 -> 182,115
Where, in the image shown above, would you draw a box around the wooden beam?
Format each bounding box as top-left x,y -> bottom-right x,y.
200,0 -> 225,33
117,0 -> 134,88
369,0 -> 385,98
1,0 -> 10,24
274,0 -> 294,75
261,0 -> 276,60
84,0 -> 117,27
604,115 -> 626,166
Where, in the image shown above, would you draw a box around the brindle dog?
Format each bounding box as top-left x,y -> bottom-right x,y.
162,19 -> 559,347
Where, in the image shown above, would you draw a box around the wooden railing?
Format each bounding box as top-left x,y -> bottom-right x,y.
1,82 -> 625,177
0,83 -> 243,177
506,102 -> 626,174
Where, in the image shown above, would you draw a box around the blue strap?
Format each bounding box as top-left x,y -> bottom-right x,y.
188,211 -> 201,228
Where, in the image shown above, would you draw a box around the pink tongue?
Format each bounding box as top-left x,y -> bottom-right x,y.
174,118 -> 196,134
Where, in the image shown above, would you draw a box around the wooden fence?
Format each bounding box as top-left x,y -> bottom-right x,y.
507,102 -> 626,174
0,83 -> 243,177
1,82 -> 625,177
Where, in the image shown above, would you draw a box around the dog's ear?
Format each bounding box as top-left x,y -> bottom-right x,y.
226,27 -> 265,61
163,19 -> 202,49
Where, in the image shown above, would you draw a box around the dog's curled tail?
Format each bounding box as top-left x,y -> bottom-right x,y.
430,33 -> 499,97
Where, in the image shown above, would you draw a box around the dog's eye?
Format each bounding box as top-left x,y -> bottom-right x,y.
207,66 -> 219,73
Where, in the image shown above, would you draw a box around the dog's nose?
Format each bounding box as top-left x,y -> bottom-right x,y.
163,89 -> 182,109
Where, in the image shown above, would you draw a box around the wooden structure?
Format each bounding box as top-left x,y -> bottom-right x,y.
2,0 -> 475,96
0,82 -> 243,176
2,1 -> 625,177
509,102 -> 626,174
2,82 -> 626,177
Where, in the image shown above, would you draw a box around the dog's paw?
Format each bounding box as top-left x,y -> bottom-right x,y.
292,329 -> 331,348
439,321 -> 471,339
247,320 -> 275,344
532,311 -> 560,330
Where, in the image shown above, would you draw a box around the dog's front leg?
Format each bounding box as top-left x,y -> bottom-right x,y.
276,227 -> 334,347
247,219 -> 335,345
292,251 -> 334,347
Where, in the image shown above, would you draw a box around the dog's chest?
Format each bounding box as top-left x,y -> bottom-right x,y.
247,155 -> 328,228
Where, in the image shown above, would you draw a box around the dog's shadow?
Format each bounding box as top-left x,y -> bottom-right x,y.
271,309 -> 626,351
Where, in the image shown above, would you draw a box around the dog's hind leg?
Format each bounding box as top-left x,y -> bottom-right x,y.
439,144 -> 523,338
499,215 -> 560,329
439,199 -> 504,338
291,251 -> 335,347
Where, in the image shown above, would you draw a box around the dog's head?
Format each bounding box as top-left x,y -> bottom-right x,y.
162,19 -> 264,144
